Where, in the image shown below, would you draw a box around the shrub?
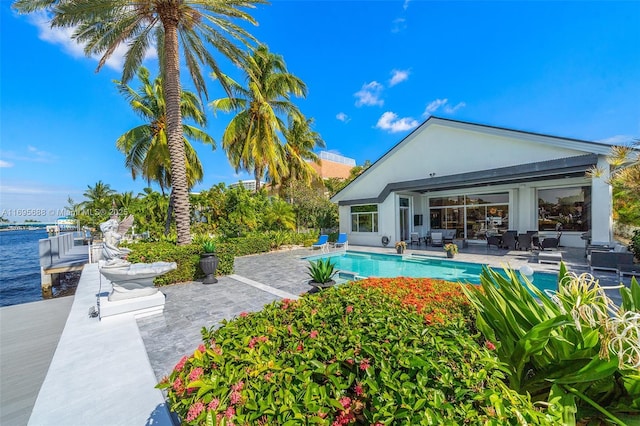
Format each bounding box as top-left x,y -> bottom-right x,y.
159,281 -> 559,425
126,242 -> 202,286
462,263 -> 640,424
630,229 -> 640,261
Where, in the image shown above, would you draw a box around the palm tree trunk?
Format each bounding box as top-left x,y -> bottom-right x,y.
162,18 -> 191,245
254,168 -> 262,192
165,190 -> 174,236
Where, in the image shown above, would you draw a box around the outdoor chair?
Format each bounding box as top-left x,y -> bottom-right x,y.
540,232 -> 562,251
312,234 -> 329,252
334,233 -> 348,250
589,250 -> 634,272
431,232 -> 443,247
517,233 -> 533,251
487,235 -> 501,249
410,232 -> 420,246
501,231 -> 518,250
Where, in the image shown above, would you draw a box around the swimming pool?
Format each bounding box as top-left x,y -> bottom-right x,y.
305,251 -> 558,291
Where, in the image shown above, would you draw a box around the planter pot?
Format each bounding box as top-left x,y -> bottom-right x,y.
396,247 -> 405,254
308,279 -> 335,292
199,253 -> 218,284
446,251 -> 455,258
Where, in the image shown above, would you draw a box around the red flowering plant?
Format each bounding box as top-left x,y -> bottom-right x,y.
158,281 -> 561,425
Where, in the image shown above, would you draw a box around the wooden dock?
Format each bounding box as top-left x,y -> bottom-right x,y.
0,297 -> 74,425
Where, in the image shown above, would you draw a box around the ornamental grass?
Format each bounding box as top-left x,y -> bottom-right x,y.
159,279 -> 558,425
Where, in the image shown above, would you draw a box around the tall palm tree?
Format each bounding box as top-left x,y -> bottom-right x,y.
115,67 -> 214,194
13,0 -> 265,245
279,117 -> 325,197
210,45 -> 308,191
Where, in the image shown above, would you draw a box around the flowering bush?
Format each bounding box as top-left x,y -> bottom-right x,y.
443,243 -> 458,255
394,241 -> 406,249
159,280 -> 559,425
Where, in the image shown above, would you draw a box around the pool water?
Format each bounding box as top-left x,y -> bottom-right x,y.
305,251 -> 558,291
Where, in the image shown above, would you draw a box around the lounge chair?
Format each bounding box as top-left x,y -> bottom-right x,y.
501,231 -> 517,250
589,250 -> 634,272
540,232 -> 562,251
517,233 -> 533,251
410,232 -> 420,246
312,234 -> 329,252
431,232 -> 443,247
334,233 -> 348,250
487,235 -> 501,249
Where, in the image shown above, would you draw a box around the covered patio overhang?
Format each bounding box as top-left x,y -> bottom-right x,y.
337,154 -> 598,206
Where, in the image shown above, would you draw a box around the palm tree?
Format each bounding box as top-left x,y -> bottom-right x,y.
279,117 -> 325,197
81,181 -> 117,227
210,45 -> 308,191
13,0 -> 265,245
115,67 -> 214,194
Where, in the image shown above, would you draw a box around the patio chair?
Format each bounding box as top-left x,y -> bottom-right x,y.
410,232 -> 420,246
312,234 -> 329,252
589,250 -> 634,272
517,233 -> 533,251
540,232 -> 562,251
501,231 -> 518,250
334,233 -> 348,250
431,232 -> 443,247
487,235 -> 501,249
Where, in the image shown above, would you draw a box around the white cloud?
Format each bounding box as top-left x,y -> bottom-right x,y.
0,160 -> 13,168
0,146 -> 57,164
597,134 -> 637,145
424,98 -> 448,115
444,102 -> 466,114
391,18 -> 407,33
354,81 -> 384,107
27,11 -> 155,72
423,98 -> 466,116
403,0 -> 411,11
336,112 -> 350,123
376,111 -> 419,133
389,69 -> 410,86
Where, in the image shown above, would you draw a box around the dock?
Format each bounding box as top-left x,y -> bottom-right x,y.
38,233 -> 90,297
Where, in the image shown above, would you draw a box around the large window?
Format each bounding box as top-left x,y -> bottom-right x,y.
429,193 -> 509,240
538,186 -> 590,232
351,205 -> 378,233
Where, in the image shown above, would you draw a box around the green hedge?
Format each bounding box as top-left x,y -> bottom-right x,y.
125,233 -> 275,286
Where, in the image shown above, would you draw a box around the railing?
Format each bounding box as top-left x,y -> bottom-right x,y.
39,233 -> 76,268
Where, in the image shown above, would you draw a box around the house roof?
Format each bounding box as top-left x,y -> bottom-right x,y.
331,116 -> 614,203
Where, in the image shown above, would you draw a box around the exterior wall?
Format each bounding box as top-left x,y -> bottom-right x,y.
339,193 -> 397,247
590,155 -> 613,244
335,124 -> 587,201
310,160 -> 353,180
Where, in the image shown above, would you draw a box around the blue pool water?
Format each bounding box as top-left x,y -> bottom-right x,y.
305,251 -> 558,291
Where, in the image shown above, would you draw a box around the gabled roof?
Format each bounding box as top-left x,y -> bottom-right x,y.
331,116 -> 614,203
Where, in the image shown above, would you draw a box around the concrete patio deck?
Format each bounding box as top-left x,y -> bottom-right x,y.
2,244 -> 634,425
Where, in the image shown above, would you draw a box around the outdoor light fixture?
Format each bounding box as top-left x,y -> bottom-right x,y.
429,172 -> 436,177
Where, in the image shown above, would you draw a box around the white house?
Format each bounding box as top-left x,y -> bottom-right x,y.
331,117 -> 615,249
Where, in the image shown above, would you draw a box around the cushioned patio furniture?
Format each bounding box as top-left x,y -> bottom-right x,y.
431,232 -> 443,247
539,252 -> 563,265
501,231 -> 518,250
517,233 -> 533,251
487,235 -> 501,249
312,234 -> 329,252
334,233 -> 348,250
618,263 -> 640,278
589,250 -> 634,272
540,232 -> 562,251
410,232 -> 420,246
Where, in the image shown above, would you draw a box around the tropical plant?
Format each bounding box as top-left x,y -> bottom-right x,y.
201,239 -> 216,254
444,243 -> 458,254
210,45 -> 308,191
262,198 -> 296,231
115,67 -> 215,194
278,117 -> 325,196
395,241 -> 406,249
13,0 -> 266,245
461,263 -> 640,425
158,282 -> 561,424
307,258 -> 337,283
630,229 -> 640,261
80,180 -> 117,228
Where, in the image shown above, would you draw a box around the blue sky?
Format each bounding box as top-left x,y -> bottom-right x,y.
1,0 -> 639,221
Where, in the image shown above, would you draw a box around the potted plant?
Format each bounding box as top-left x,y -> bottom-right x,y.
444,243 -> 459,258
395,241 -> 407,254
199,239 -> 218,284
307,258 -> 337,291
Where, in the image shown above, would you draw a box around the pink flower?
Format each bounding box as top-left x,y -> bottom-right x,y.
339,396 -> 352,409
354,383 -> 363,396
287,324 -> 293,334
189,367 -> 204,381
197,344 -> 206,353
311,309 -> 318,315
240,311 -> 248,317
231,381 -> 244,392
359,358 -> 371,371
310,330 -> 319,339
225,406 -> 235,419
264,372 -> 273,381
297,342 -> 304,351
208,398 -> 220,411
230,391 -> 242,405
174,355 -> 188,372
485,341 -> 496,351
345,358 -> 354,365
172,378 -> 184,393
346,305 -> 354,314
186,401 -> 204,422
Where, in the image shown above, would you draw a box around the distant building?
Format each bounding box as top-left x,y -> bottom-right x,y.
228,180 -> 266,192
310,151 -> 356,180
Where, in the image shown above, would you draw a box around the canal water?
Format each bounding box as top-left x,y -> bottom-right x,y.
0,229 -> 79,307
